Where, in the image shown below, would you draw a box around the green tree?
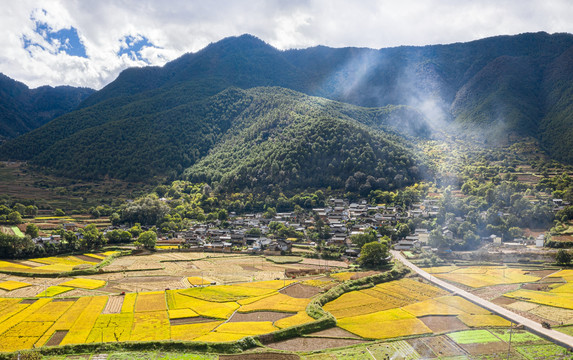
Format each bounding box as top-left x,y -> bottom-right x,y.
350,229 -> 378,249
54,209 -> 65,216
129,223 -> 143,238
25,224 -> 39,238
138,230 -> 157,250
7,211 -> 22,225
358,241 -> 389,268
82,224 -> 106,249
556,249 -> 572,265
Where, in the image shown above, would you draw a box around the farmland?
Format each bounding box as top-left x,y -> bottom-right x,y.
0,252 -> 570,359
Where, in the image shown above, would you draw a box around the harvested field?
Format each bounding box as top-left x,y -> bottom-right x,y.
45,330 -> 68,346
74,255 -> 101,263
228,311 -> 292,323
407,338 -> 436,358
491,296 -> 518,305
421,335 -> 466,357
309,327 -> 363,339
267,336 -> 365,351
299,258 -> 348,268
169,316 -> 215,325
220,354 -> 300,360
103,296 -> 124,314
458,341 -> 508,355
470,283 -> 521,301
419,315 -> 468,333
279,283 -> 321,298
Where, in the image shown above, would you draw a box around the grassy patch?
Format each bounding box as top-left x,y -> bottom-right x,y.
516,343 -> 571,359
490,329 -> 546,344
447,330 -> 501,344
265,256 -> 303,264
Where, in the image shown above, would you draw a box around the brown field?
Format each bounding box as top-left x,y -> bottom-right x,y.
310,327 -> 363,339
228,311 -> 292,322
419,315 -> 468,333
280,283 -> 322,298
220,354 -> 300,360
421,335 -> 466,357
0,226 -> 15,236
267,337 -> 366,352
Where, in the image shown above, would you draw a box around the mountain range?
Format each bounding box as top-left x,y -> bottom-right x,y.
0,73 -> 94,140
1,32 -> 573,190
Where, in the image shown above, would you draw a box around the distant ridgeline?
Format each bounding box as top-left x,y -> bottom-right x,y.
0,73 -> 94,140
2,32 -> 573,189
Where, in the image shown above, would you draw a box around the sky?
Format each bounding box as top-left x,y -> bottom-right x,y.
1,0 -> 572,90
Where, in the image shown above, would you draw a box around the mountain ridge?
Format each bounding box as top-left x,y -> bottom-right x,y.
2,32 -> 573,187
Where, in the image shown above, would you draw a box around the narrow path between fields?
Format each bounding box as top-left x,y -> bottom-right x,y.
390,250 -> 573,350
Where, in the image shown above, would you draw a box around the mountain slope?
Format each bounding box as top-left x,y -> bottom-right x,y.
185,87 -> 423,192
2,32 -> 573,183
0,73 -> 94,139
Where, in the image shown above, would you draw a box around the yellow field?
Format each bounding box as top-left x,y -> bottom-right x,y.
181,284 -> 276,302
337,308 -> 431,339
0,280 -> 31,291
130,311 -> 170,341
59,278 -> 106,290
274,311 -> 315,329
36,285 -> 74,297
60,296 -> 108,345
0,252 -> 118,274
503,289 -> 573,309
424,266 -> 540,288
187,276 -> 213,286
457,313 -> 511,327
168,308 -> 198,319
170,321 -> 223,341
237,293 -> 310,313
134,291 -> 166,312
166,290 -> 239,319
86,313 -> 133,343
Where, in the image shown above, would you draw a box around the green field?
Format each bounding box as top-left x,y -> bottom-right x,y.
11,225 -> 24,237
448,330 -> 501,344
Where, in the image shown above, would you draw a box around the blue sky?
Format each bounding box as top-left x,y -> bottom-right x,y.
1,0 -> 572,89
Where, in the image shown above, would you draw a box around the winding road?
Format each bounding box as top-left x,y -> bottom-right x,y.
390,250 -> 573,349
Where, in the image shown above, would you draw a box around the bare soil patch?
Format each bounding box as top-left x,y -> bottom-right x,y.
169,316 -> 216,325
103,295 -> 124,314
240,265 -> 260,272
310,327 -> 362,339
267,337 -> 365,351
470,284 -> 520,300
45,330 -> 68,346
527,269 -> 560,278
74,254 -> 101,263
422,335 -> 466,358
458,341 -> 508,355
20,299 -> 37,304
350,271 -> 380,280
53,298 -> 76,303
279,283 -> 321,298
220,354 -> 299,360
407,337 -> 436,358
299,258 -> 349,268
420,315 -> 468,333
120,276 -> 180,283
228,311 -> 292,323
522,283 -> 551,291
491,296 -> 517,305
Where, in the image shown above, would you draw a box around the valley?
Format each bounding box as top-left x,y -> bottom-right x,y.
1,32 -> 573,358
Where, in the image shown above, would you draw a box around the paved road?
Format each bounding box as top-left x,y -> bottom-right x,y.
391,250 -> 573,349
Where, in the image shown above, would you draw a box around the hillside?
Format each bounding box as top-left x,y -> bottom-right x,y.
2,32 -> 573,183
185,87 -> 423,192
0,73 -> 94,140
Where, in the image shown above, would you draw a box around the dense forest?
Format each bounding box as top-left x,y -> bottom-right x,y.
0,73 -> 94,140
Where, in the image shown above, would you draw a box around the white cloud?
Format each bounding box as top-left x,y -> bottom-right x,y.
0,0 -> 572,89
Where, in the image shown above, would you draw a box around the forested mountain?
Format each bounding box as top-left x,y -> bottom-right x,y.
185,87 -> 423,192
0,73 -> 94,140
2,32 -> 573,184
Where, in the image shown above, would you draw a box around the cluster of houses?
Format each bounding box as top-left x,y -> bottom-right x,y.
31,196 -> 568,256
